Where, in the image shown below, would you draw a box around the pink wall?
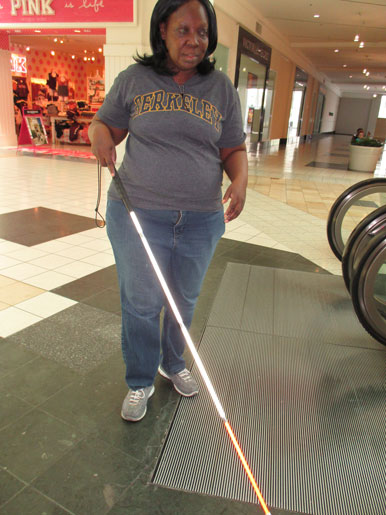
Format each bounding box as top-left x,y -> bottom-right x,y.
10,44 -> 104,101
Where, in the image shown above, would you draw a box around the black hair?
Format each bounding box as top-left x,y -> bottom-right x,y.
134,0 -> 217,75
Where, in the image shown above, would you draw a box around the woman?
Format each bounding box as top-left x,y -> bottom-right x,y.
89,0 -> 247,422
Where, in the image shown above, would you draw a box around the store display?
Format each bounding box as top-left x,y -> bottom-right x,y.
9,35 -> 105,149
18,108 -> 48,146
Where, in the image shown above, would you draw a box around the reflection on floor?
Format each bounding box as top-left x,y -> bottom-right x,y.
0,134 -> 385,514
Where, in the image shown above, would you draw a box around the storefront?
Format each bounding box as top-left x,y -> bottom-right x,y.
0,0 -> 136,150
8,28 -> 106,147
234,27 -> 273,151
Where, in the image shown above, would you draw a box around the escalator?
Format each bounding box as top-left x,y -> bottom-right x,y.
327,177 -> 386,260
327,178 -> 386,345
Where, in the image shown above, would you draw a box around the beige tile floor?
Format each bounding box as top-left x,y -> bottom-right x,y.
0,134 -> 385,336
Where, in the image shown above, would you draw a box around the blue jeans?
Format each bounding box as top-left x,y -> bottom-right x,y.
106,200 -> 225,390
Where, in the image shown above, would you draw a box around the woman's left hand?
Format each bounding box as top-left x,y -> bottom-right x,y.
222,179 -> 246,223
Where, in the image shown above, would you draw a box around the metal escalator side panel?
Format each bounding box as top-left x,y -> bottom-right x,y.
350,231 -> 386,346
326,177 -> 386,261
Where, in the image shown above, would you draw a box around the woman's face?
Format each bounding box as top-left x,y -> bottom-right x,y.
160,0 -> 209,75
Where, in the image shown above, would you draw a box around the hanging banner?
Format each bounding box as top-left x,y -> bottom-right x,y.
0,0 -> 134,24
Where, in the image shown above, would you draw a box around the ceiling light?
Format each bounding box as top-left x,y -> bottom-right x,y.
50,50 -> 55,56
367,86 -> 370,90
363,68 -> 367,74
349,75 -> 353,78
373,94 -> 377,98
334,49 -> 339,53
34,30 -> 41,33
74,29 -> 81,33
83,57 -> 87,61
98,48 -> 102,53
54,38 -> 57,42
366,71 -> 370,76
313,14 -> 320,18
71,55 -> 75,59
363,85 -> 367,89
60,40 -> 64,44
91,57 -> 95,61
26,46 -> 30,51
84,50 -> 87,53
343,64 -> 347,68
354,34 -> 360,42
359,42 -> 365,48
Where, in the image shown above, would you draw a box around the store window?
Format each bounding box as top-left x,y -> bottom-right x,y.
287,67 -> 308,139
235,27 -> 272,151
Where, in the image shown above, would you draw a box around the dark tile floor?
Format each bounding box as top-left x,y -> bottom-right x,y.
0,208 -> 96,246
0,238 -> 327,515
306,161 -> 349,170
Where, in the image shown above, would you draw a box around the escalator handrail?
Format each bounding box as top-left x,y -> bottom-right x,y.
341,205 -> 386,291
350,230 -> 386,346
327,177 -> 386,261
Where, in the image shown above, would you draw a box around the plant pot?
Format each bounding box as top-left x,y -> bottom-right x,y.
348,144 -> 383,172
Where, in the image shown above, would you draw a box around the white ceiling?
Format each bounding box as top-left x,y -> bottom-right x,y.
9,34 -> 105,59
244,0 -> 386,97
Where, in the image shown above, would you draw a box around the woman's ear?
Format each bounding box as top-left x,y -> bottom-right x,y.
160,22 -> 166,40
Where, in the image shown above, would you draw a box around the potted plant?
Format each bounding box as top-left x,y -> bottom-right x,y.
349,136 -> 384,172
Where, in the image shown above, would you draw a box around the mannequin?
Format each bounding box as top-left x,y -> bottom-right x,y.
46,70 -> 58,100
57,74 -> 69,112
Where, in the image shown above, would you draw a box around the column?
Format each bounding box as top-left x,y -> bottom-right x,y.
0,49 -> 17,147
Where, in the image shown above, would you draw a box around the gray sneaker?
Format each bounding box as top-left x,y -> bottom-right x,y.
158,366 -> 199,397
121,385 -> 155,422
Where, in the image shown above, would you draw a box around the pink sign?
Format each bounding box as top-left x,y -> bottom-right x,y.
11,53 -> 27,73
0,0 -> 134,24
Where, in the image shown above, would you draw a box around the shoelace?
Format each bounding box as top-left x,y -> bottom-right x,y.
128,389 -> 145,405
177,369 -> 190,381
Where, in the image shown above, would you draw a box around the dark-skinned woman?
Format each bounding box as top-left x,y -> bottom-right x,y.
89,0 -> 247,422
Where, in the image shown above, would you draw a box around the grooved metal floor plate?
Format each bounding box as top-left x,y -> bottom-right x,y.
153,264 -> 386,515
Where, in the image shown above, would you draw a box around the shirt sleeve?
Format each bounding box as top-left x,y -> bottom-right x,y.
216,76 -> 246,149
96,68 -> 133,130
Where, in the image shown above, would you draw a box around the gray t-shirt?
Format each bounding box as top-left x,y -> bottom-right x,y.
97,63 -> 245,211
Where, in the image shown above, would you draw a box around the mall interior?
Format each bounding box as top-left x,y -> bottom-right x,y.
0,0 -> 385,514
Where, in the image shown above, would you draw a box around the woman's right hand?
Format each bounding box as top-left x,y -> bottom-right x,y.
89,116 -> 128,177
